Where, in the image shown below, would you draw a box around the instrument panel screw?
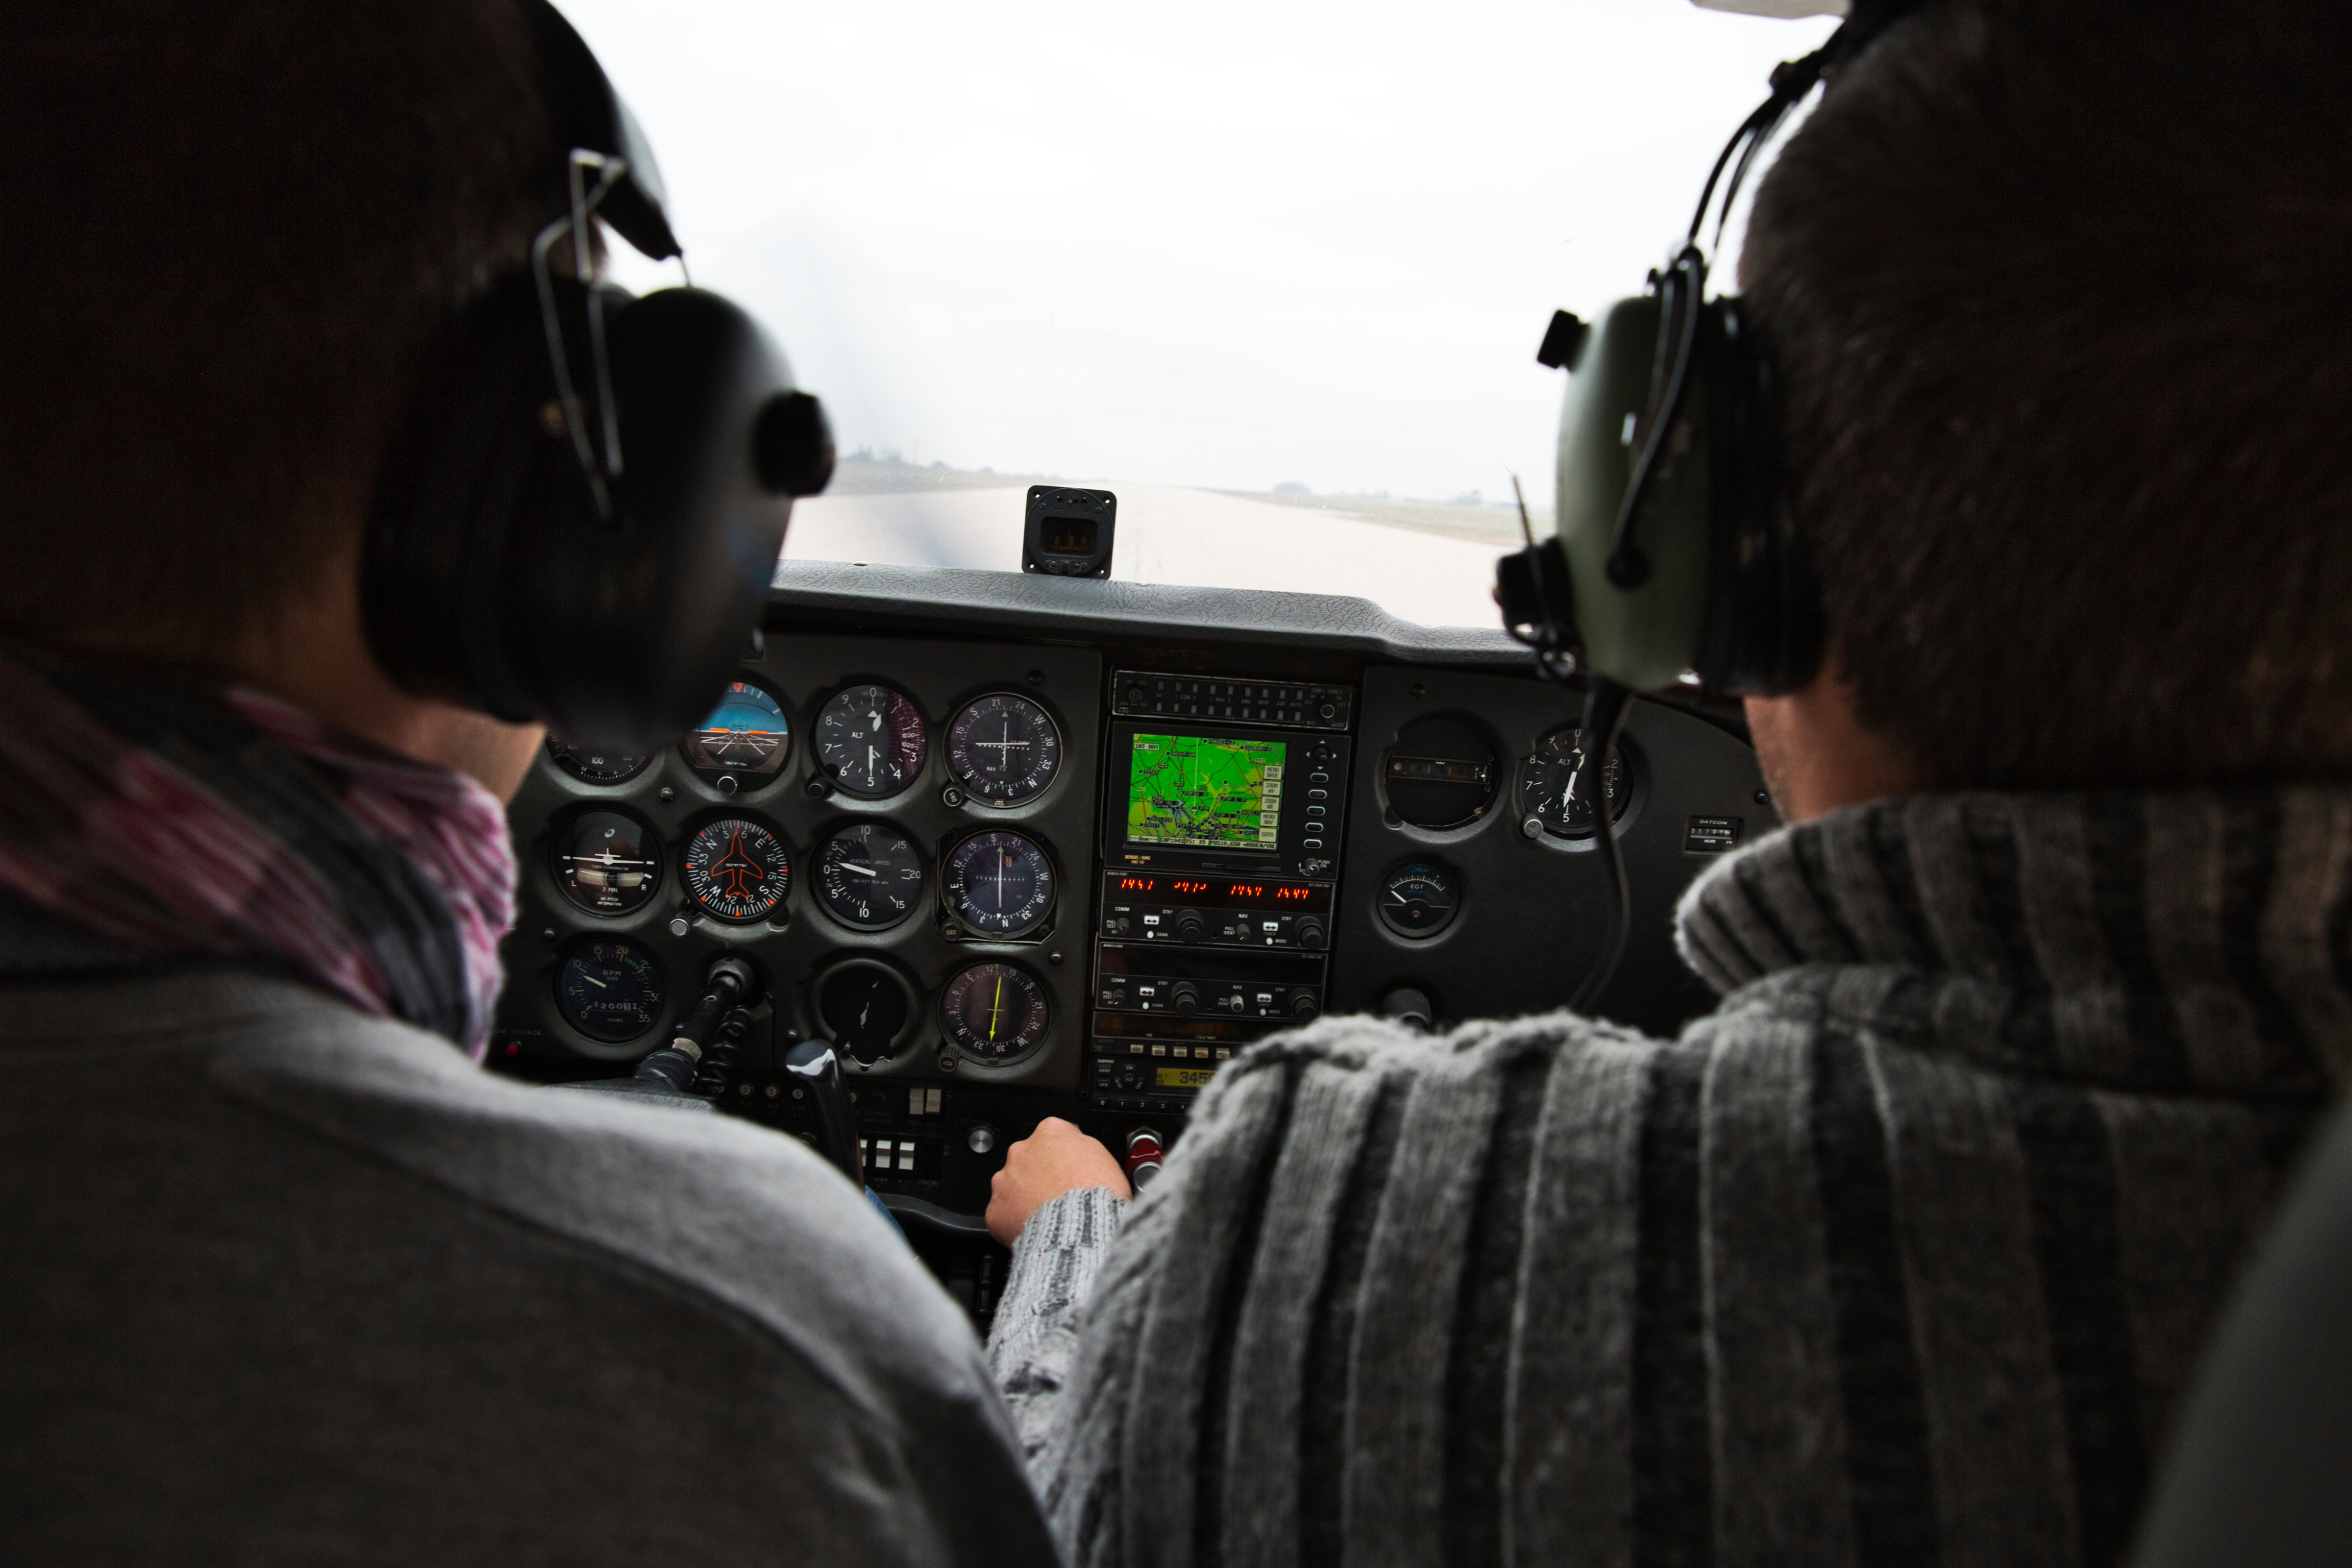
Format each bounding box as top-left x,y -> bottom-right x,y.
1753,788 -> 1771,806
658,786 -> 677,803
1027,669 -> 1045,686
1048,950 -> 1064,965
938,1052 -> 960,1073
540,927 -> 557,943
1410,682 -> 1426,698
1521,817 -> 1545,839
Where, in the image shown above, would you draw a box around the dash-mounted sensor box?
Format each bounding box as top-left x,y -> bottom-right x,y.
1023,486 -> 1115,579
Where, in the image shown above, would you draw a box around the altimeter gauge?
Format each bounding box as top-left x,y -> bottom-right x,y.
939,962 -> 1050,1064
1518,726 -> 1632,838
682,818 -> 793,924
815,821 -> 923,931
946,693 -> 1063,805
814,683 -> 927,799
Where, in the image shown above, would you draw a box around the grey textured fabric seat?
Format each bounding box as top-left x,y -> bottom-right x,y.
1,968 -> 1051,1566
2132,1094 -> 2352,1567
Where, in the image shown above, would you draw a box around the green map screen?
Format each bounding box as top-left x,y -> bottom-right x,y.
1125,733 -> 1288,850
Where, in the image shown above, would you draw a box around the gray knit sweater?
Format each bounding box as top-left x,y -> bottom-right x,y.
987,790 -> 2349,1567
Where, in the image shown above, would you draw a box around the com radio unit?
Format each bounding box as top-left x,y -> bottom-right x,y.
1089,673 -> 1354,1114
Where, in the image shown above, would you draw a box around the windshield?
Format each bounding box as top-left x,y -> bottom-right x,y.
572,0 -> 1837,627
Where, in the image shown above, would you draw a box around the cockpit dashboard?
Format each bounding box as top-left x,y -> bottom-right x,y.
489,560 -> 1775,1318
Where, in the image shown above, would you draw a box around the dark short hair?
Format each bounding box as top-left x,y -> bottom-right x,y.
1742,0 -> 2352,790
0,1 -> 567,664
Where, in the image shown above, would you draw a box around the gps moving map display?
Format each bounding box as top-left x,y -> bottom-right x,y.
1125,733 -> 1287,850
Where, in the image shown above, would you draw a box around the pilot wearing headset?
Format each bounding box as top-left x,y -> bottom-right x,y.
0,2 -> 1053,1560
984,2 -> 2352,1564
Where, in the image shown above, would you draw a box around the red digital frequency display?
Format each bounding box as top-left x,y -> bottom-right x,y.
1107,873 -> 1329,913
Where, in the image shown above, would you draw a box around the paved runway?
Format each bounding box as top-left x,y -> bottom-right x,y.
783,484 -> 1508,630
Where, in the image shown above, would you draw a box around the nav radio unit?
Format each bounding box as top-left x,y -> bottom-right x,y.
1089,673 -> 1353,1114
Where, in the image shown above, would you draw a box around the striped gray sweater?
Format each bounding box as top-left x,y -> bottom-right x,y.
987,789 -> 2350,1568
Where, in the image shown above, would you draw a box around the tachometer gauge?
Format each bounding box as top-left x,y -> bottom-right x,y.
943,830 -> 1055,938
1377,860 -> 1459,938
814,958 -> 916,1064
680,679 -> 791,793
551,810 -> 661,915
682,818 -> 792,924
814,683 -> 928,799
816,821 -> 923,931
940,962 -> 1049,1064
1518,726 -> 1631,838
557,940 -> 666,1044
946,693 -> 1063,805
546,737 -> 652,785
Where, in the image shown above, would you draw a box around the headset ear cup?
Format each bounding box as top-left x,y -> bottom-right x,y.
496,286 -> 793,748
365,279 -> 793,747
1696,297 -> 1825,695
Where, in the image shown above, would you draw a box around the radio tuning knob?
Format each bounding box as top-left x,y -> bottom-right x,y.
1174,910 -> 1206,943
1171,981 -> 1201,1016
1291,992 -> 1321,1022
1294,916 -> 1328,951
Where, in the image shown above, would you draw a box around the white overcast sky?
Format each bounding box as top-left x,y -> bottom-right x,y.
561,0 -> 1836,503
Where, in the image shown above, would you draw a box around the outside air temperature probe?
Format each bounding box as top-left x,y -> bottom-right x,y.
1023,487 -> 1116,578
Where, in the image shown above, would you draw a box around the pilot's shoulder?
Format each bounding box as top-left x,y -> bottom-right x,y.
1196,1004 -> 1673,1111
193,975 -> 990,1419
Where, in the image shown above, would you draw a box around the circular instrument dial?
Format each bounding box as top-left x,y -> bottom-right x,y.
814,683 -> 927,799
1519,726 -> 1631,838
682,818 -> 792,924
546,737 -> 652,785
939,962 -> 1050,1064
680,680 -> 792,791
814,959 -> 916,1064
946,693 -> 1063,805
816,821 -> 923,931
943,830 -> 1056,938
557,940 -> 666,1044
551,810 -> 661,915
1378,860 -> 1461,938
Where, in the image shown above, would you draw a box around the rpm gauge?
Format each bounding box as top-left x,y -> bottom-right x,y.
939,962 -> 1049,1064
946,693 -> 1063,805
814,683 -> 927,799
1518,726 -> 1631,838
682,818 -> 792,924
943,830 -> 1055,938
551,810 -> 660,915
816,821 -> 923,931
557,940 -> 666,1044
681,679 -> 791,793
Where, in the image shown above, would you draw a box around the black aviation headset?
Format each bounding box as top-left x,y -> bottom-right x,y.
363,0 -> 836,751
1492,0 -> 1933,1007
